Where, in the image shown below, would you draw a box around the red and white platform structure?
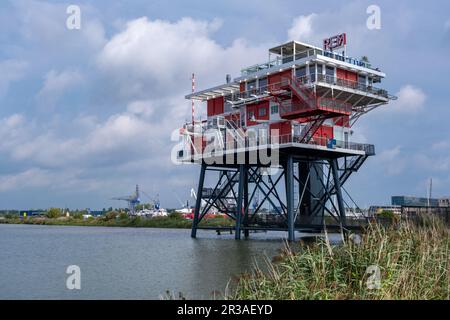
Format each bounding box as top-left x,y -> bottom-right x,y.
177,36 -> 396,240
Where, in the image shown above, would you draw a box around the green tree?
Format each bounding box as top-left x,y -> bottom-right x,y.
104,211 -> 119,221
46,208 -> 61,219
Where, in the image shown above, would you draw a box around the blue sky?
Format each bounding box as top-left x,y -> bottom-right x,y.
0,0 -> 449,210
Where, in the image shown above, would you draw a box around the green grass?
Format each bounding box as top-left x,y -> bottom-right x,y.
0,215 -> 234,229
229,217 -> 449,300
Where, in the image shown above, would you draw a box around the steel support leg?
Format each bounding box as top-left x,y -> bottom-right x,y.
235,165 -> 245,240
191,163 -> 206,238
286,155 -> 295,241
243,166 -> 249,238
330,159 -> 347,228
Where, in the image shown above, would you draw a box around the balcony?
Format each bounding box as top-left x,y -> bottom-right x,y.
241,48 -> 377,76
178,122 -> 376,163
316,74 -> 395,99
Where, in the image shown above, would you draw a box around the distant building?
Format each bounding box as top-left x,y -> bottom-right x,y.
439,198 -> 450,207
391,196 -> 439,207
368,205 -> 402,216
20,210 -> 45,217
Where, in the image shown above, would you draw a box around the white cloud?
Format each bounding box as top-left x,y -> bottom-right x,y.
287,14 -> 317,41
388,85 -> 426,113
14,0 -> 106,53
0,59 -> 28,97
378,146 -> 406,175
97,17 -> 267,101
36,69 -> 83,108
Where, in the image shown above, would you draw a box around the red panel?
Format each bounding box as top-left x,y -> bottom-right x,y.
270,121 -> 291,142
207,99 -> 214,117
321,125 -> 333,139
337,68 -> 358,82
214,96 -> 224,115
336,68 -> 346,80
334,116 -> 350,127
346,71 -> 357,82
257,101 -> 269,121
240,82 -> 245,92
268,70 -> 292,86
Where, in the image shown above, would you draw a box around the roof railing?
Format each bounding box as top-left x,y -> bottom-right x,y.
179,123 -> 376,158
241,48 -> 377,76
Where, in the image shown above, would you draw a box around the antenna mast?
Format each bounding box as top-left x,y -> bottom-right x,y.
191,73 -> 195,125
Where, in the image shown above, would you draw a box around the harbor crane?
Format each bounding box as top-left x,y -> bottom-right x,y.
112,185 -> 141,215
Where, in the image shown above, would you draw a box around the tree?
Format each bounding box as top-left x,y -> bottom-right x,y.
361,56 -> 370,63
104,211 -> 119,221
47,208 -> 61,219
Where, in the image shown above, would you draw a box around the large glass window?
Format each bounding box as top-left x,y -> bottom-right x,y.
258,77 -> 268,90
295,66 -> 306,78
247,79 -> 257,91
316,64 -> 323,81
326,66 -> 334,77
309,64 -> 316,82
358,75 -> 366,88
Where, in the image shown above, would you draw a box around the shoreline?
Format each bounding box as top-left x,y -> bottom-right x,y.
0,215 -> 234,230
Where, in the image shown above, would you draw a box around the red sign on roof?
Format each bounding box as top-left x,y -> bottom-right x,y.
323,33 -> 347,51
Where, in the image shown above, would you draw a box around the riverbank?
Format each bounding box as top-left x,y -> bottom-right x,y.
229,217 -> 449,300
0,214 -> 234,229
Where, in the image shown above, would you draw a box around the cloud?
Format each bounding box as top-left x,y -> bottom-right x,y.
287,14 -> 317,41
97,17 -> 267,101
36,69 -> 84,109
378,146 -> 406,175
388,85 -> 426,113
14,0 -> 106,53
0,59 -> 28,97
445,19 -> 450,30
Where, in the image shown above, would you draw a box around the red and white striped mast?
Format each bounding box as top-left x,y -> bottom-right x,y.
191,73 -> 195,125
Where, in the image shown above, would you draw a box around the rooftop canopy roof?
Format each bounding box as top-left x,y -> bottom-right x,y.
185,82 -> 240,101
268,41 -> 320,56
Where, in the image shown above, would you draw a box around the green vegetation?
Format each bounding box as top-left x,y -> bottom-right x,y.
0,211 -> 234,229
229,217 -> 449,300
46,207 -> 62,219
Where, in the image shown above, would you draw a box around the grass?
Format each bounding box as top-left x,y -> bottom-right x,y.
0,214 -> 234,229
229,216 -> 449,300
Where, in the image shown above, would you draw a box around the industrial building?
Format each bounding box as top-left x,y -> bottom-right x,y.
438,198 -> 450,207
178,34 -> 396,240
392,196 -> 439,207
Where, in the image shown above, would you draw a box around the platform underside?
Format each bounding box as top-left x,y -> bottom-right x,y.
181,142 -> 372,167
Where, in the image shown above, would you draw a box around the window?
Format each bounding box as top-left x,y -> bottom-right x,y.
317,64 -> 323,81
309,64 -> 316,82
258,107 -> 267,117
271,105 -> 278,114
247,80 -> 257,91
258,77 -> 268,90
295,66 -> 306,78
326,66 -> 334,77
358,75 -> 366,87
248,111 -> 255,120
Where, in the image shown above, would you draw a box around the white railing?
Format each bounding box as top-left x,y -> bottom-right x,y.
177,125 -> 375,161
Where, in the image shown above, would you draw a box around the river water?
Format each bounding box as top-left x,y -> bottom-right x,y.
0,224 -> 295,300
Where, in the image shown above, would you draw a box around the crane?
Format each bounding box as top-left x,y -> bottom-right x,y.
112,185 -> 141,215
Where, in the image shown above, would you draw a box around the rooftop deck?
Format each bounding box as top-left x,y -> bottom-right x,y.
241,47 -> 379,77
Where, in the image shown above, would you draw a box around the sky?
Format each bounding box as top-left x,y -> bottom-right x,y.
0,0 -> 449,210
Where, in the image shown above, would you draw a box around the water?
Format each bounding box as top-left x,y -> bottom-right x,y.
0,224 -> 292,300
